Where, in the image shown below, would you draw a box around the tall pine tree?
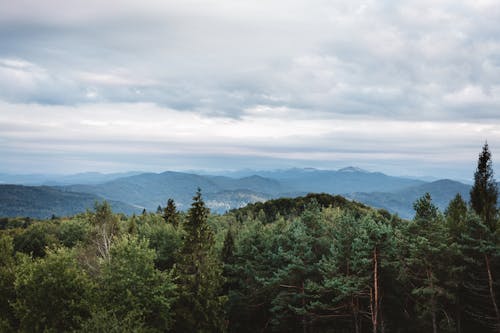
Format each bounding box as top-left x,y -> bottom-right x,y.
173,189 -> 225,332
470,142 -> 498,231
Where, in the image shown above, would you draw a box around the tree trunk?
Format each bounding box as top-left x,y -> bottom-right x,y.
428,268 -> 437,333
372,247 -> 379,333
302,281 -> 307,333
484,253 -> 500,332
353,296 -> 360,333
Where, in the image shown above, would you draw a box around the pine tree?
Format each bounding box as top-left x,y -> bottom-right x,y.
406,193 -> 460,333
163,198 -> 180,228
470,143 -> 498,231
445,193 -> 468,238
173,189 -> 225,332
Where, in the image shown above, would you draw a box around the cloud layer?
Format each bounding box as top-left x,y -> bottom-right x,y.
0,0 -> 499,178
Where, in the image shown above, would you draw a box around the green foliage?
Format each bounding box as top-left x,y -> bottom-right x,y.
14,247 -> 93,332
445,193 -> 468,238
173,189 -> 226,333
76,310 -> 147,333
470,142 -> 499,231
0,234 -> 16,331
57,217 -> 89,247
13,221 -> 59,257
98,236 -> 177,332
231,193 -> 371,223
163,198 -> 180,227
138,221 -> 182,271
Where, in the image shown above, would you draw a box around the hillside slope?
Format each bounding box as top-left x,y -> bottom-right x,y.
0,185 -> 139,218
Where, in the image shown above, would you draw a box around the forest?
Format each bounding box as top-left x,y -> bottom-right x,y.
0,144 -> 499,333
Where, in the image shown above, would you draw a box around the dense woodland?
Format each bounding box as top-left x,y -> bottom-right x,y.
1,144 -> 500,333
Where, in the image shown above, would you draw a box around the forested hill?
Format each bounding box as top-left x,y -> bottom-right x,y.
0,185 -> 139,219
230,192 -> 391,223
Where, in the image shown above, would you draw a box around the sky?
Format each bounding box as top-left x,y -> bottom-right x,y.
1,0 -> 500,181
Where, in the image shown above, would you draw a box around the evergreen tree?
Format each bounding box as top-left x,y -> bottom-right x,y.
163,198 -> 180,228
173,189 -> 226,332
470,143 -> 498,231
406,194 -> 461,333
461,212 -> 500,332
445,193 -> 468,238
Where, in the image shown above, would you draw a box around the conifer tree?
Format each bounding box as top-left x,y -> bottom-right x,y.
173,189 -> 225,332
470,143 -> 498,231
163,198 -> 180,228
445,193 -> 468,238
407,194 -> 460,333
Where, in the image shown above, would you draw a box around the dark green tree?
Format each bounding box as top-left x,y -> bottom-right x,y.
445,193 -> 468,238
470,143 -> 498,231
406,194 -> 461,333
461,211 -> 500,332
163,198 -> 180,228
413,192 -> 439,221
173,189 -> 226,332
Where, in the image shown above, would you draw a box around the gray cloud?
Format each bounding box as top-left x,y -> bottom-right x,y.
0,0 -> 499,177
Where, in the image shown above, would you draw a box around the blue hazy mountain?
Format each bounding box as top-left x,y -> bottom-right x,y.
63,171 -> 286,212
347,179 -> 472,219
0,168 -> 474,218
0,185 -> 139,219
0,171 -> 143,186
60,168 -> 425,213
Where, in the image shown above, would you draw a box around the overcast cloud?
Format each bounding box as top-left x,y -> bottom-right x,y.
1,0 -> 500,179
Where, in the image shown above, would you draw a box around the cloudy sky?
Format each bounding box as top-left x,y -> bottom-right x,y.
1,0 -> 500,180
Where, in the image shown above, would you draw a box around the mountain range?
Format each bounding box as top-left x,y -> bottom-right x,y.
0,167 -> 475,219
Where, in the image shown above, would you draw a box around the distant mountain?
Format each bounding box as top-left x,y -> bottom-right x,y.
253,167 -> 425,193
347,179 -> 472,219
0,167 -> 478,219
63,171 -> 286,212
0,171 -> 143,186
0,185 -> 139,219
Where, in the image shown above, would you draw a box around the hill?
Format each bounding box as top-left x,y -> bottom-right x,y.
60,168 -> 424,214
63,171 -> 286,212
0,185 -> 139,219
249,167 -> 425,193
230,192 -> 389,223
347,179 -> 471,219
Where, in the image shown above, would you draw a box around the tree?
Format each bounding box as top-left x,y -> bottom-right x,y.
13,222 -> 59,258
97,236 -> 176,331
163,198 -> 180,228
0,235 -> 16,332
413,192 -> 439,221
138,221 -> 182,271
445,193 -> 468,238
89,201 -> 120,261
14,248 -> 93,332
460,211 -> 500,332
406,194 -> 460,333
173,189 -> 226,332
470,143 -> 498,231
